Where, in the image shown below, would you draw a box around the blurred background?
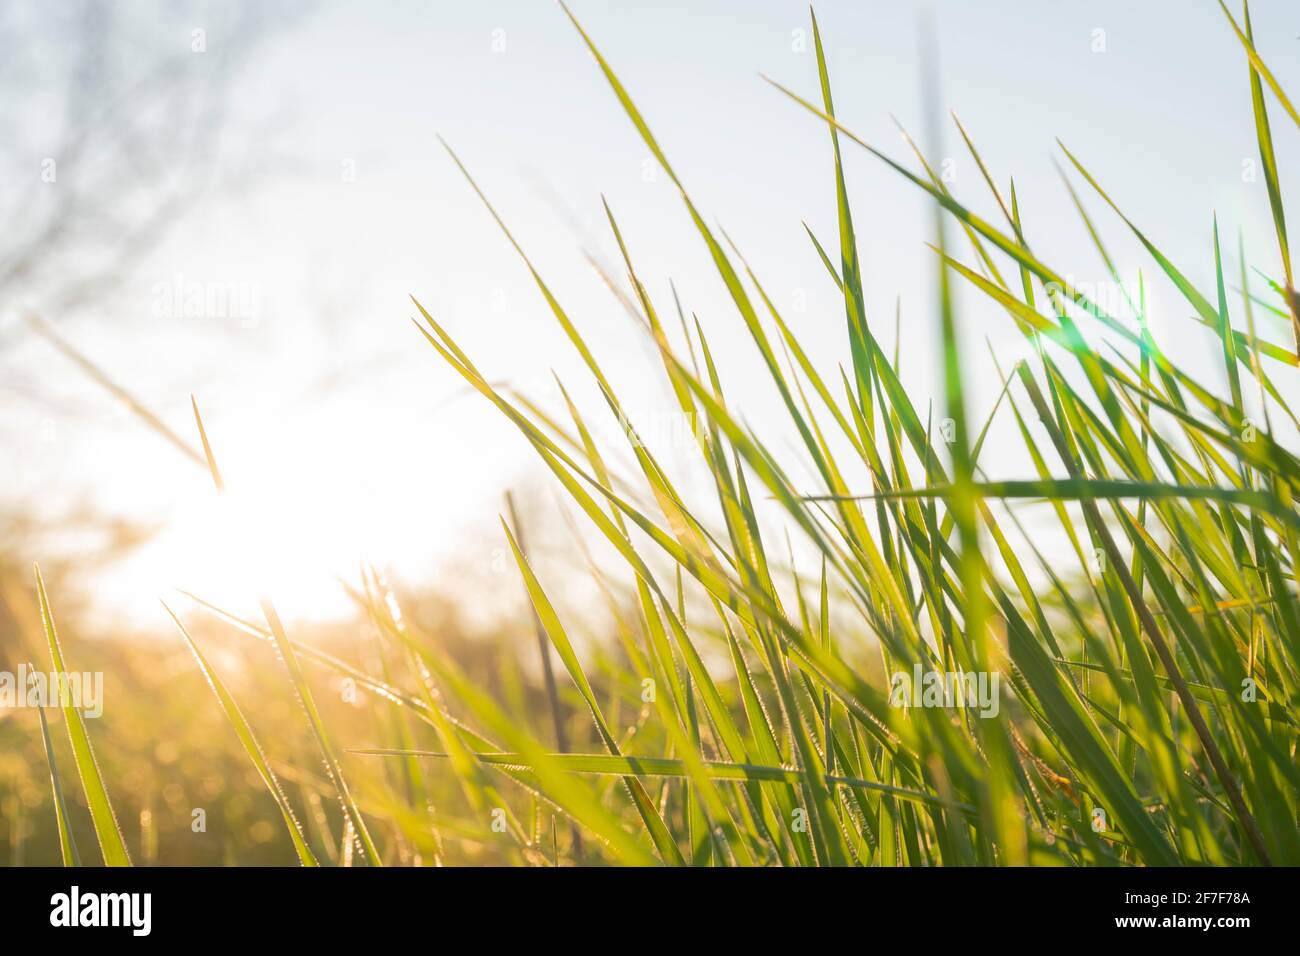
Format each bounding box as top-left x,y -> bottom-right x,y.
0,0 -> 1296,864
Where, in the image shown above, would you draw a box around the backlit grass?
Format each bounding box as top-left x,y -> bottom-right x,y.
6,1 -> 1299,867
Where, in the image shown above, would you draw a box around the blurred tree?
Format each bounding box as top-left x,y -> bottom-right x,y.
0,0 -> 303,655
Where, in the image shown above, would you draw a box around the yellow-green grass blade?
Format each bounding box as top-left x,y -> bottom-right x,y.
1218,0 -> 1300,131
810,9 -> 875,429
34,565 -> 131,867
25,314 -> 206,469
1058,658 -> 1296,729
814,478 -> 1298,527
163,603 -> 319,866
36,697 -> 80,867
925,118 -> 1027,862
1213,217 -> 1244,412
1240,0 -> 1298,350
353,750 -> 978,818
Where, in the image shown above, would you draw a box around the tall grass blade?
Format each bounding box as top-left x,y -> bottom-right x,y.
33,565 -> 131,867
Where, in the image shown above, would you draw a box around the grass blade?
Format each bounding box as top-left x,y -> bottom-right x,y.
163,603 -> 319,866
35,698 -> 81,867
34,565 -> 131,867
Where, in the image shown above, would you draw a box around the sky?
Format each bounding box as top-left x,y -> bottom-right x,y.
3,0 -> 1298,628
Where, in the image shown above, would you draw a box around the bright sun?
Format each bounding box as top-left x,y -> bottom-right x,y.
103,426 -> 399,627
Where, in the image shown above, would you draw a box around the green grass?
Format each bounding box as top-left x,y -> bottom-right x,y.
163,602 -> 319,867
12,1 -> 1300,866
35,565 -> 131,867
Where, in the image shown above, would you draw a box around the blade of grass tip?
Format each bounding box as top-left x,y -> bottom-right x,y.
1238,232 -> 1273,434
810,8 -> 875,430
1213,215 -> 1244,411
1239,0 -> 1299,351
190,398 -> 382,866
162,602 -> 319,866
191,395 -> 225,492
33,565 -> 131,867
1218,0 -> 1300,131
26,313 -> 205,468
36,697 -> 81,867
